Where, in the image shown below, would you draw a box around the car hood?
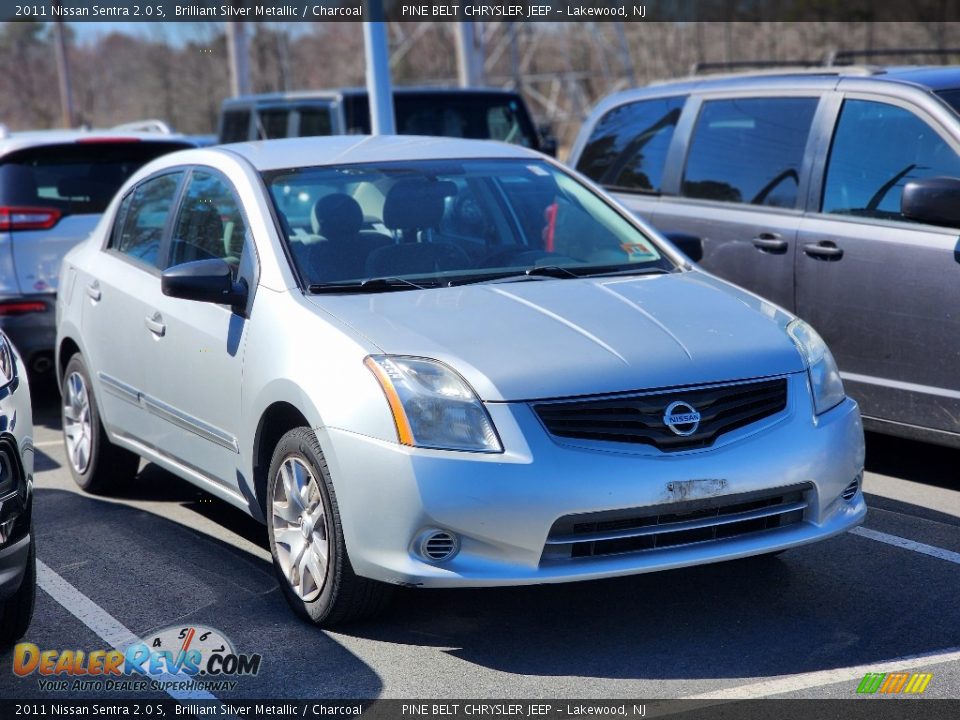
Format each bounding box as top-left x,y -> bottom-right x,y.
307,270 -> 805,401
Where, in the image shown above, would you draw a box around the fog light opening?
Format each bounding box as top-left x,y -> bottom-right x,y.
841,473 -> 862,502
415,529 -> 460,563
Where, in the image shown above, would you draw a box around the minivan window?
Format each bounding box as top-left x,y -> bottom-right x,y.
576,96 -> 685,193
822,99 -> 960,220
682,97 -> 818,207
110,172 -> 184,267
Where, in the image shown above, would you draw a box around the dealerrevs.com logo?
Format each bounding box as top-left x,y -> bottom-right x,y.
857,672 -> 933,695
12,625 -> 261,693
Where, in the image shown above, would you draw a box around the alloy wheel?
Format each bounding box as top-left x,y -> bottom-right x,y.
63,371 -> 93,475
271,456 -> 330,601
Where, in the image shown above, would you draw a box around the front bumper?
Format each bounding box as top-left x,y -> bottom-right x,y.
322,373 -> 866,588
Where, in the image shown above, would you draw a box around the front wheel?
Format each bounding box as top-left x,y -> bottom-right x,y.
266,428 -> 393,626
61,354 -> 140,494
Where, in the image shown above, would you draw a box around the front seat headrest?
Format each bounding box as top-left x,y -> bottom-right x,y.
311,193 -> 364,240
382,179 -> 449,232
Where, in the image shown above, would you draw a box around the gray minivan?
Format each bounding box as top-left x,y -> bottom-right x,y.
219,87 -> 555,154
569,66 -> 960,449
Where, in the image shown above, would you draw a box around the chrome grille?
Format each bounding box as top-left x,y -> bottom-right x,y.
534,377 -> 787,451
542,484 -> 810,563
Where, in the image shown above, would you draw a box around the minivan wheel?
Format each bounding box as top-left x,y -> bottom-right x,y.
0,531 -> 35,646
266,428 -> 393,626
61,354 -> 140,494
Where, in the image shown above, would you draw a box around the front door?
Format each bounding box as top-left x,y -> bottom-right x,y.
136,168 -> 254,489
796,96 -> 960,436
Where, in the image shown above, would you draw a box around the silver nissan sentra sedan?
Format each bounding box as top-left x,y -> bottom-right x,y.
55,136 -> 866,625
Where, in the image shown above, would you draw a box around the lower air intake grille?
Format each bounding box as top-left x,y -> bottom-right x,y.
542,483 -> 810,563
534,377 -> 788,451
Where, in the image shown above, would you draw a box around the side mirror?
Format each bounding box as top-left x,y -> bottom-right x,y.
161,258 -> 247,310
901,177 -> 960,228
663,232 -> 704,263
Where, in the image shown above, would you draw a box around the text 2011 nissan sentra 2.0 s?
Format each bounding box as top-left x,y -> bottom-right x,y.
55,136 -> 866,626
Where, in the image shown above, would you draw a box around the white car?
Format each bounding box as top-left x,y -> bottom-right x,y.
56,136 -> 866,625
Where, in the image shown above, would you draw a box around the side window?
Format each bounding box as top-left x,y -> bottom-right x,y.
256,108 -> 289,139
220,109 -> 251,143
168,170 -> 247,276
297,106 -> 333,137
681,97 -> 818,207
822,99 -> 960,221
576,96 -> 685,193
109,172 -> 183,267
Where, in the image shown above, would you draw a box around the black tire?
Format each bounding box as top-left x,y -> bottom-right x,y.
266,427 -> 393,626
61,354 -> 140,494
0,533 -> 36,647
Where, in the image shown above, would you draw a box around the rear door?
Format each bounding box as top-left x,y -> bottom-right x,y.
795,93 -> 960,436
652,93 -> 824,311
81,170 -> 185,443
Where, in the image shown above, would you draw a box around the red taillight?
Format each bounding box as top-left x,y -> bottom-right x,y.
0,206 -> 62,231
0,301 -> 47,316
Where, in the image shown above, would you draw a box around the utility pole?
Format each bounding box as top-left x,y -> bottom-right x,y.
363,17 -> 396,134
52,13 -> 74,128
226,21 -> 251,97
455,22 -> 485,87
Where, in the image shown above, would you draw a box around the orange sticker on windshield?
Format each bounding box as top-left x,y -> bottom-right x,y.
621,242 -> 659,261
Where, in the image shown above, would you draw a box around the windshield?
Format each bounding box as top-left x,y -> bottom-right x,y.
262,158 -> 675,289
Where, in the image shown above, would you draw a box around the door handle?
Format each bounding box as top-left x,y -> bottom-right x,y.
803,241 -> 844,260
85,281 -> 101,301
751,233 -> 788,253
144,313 -> 166,337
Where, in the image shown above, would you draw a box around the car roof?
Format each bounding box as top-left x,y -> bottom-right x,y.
214,134 -> 540,171
0,129 -> 193,158
643,64 -> 960,94
222,86 -> 523,105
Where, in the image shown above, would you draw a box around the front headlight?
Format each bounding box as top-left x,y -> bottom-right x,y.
0,333 -> 14,388
365,355 -> 503,453
787,319 -> 845,415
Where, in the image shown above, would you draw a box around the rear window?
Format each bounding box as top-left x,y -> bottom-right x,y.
576,96 -> 685,193
0,141 -> 192,217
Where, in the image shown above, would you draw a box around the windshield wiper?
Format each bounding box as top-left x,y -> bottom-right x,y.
308,277 -> 427,294
577,265 -> 674,279
448,265 -> 582,287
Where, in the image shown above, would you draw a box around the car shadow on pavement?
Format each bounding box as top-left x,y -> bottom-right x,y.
865,431 -> 960,490
344,532 -> 959,682
19,488 -> 383,699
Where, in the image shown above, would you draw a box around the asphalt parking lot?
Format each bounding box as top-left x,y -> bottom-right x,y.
2,379 -> 959,701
